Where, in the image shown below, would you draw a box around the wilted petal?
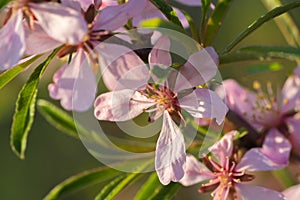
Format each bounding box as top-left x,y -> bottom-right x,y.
155,111 -> 186,185
93,0 -> 146,31
282,184 -> 300,200
149,36 -> 172,69
235,183 -> 285,200
236,129 -> 291,172
179,154 -> 212,186
0,10 -> 25,71
209,131 -> 236,167
281,69 -> 300,113
24,22 -> 61,55
174,48 -> 218,91
98,43 -> 149,90
94,90 -> 155,121
179,88 -> 228,125
48,48 -> 97,111
30,2 -> 88,45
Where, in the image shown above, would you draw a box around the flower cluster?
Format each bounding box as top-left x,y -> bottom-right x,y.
1,0 -> 300,200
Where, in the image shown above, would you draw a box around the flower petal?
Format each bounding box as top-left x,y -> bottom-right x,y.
208,131 -> 236,167
24,22 -> 61,55
94,90 -> 155,121
174,47 -> 218,91
179,154 -> 212,186
235,183 -> 285,200
282,184 -> 300,200
93,0 -> 147,31
97,43 -> 149,90
155,111 -> 186,185
286,117 -> 300,157
148,36 -> 172,69
236,129 -> 291,172
30,2 -> 88,45
48,48 -> 97,111
0,10 -> 25,71
179,88 -> 228,125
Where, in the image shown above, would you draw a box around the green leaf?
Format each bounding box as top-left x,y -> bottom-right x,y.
261,0 -> 300,47
134,173 -> 180,200
245,62 -> 283,74
150,0 -> 183,28
43,167 -> 123,200
222,1 -> 300,54
37,99 -> 82,139
181,9 -> 199,42
204,0 -> 234,46
94,161 -> 151,200
140,18 -> 185,34
220,46 -> 300,64
0,55 -> 41,90
10,49 -> 58,159
200,0 -> 212,41
0,0 -> 11,10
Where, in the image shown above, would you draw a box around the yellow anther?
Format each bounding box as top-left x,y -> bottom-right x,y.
253,81 -> 261,90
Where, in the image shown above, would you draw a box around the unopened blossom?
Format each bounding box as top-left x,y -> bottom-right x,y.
47,0 -> 147,111
0,0 -> 88,71
221,67 -> 300,161
180,131 -> 287,200
94,36 -> 227,185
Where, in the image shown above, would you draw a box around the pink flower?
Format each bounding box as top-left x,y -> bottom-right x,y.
283,184 -> 300,199
48,0 -> 147,111
94,36 -> 227,185
221,67 -> 300,161
0,0 -> 88,71
180,131 -> 286,200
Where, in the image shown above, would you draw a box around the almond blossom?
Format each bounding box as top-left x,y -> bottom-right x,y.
282,184 -> 300,199
180,131 -> 287,200
221,67 -> 300,162
47,0 -> 147,111
94,36 -> 227,185
0,0 -> 88,71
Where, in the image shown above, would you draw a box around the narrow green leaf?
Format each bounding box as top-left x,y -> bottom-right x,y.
222,1 -> 300,54
200,0 -> 212,41
140,18 -> 185,34
150,0 -> 183,28
261,0 -> 300,46
220,46 -> 300,64
43,167 -> 123,200
94,175 -> 126,200
134,172 -> 180,200
245,62 -> 283,74
134,173 -> 161,200
204,0 -> 234,46
181,9 -> 200,42
0,0 -> 11,10
37,99 -> 80,139
94,161 -> 151,200
0,55 -> 41,90
10,49 -> 58,159
272,168 -> 295,188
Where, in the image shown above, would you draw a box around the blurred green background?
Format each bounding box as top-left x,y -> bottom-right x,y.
0,0 -> 299,199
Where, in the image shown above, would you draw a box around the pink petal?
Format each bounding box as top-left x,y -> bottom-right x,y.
235,183 -> 285,200
0,10 -> 25,71
155,111 -> 186,185
30,2 -> 88,45
62,0 -> 101,11
173,7 -> 189,28
213,185 -> 230,200
93,0 -> 147,31
220,79 -> 263,131
174,48 -> 218,91
97,43 -> 149,90
295,66 -> 300,76
281,70 -> 300,113
48,48 -> 97,111
94,90 -> 155,121
286,117 -> 300,156
149,36 -> 172,69
208,131 -> 236,167
179,154 -> 212,186
24,22 -> 61,55
282,184 -> 300,200
236,129 -> 291,172
179,88 -> 228,125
